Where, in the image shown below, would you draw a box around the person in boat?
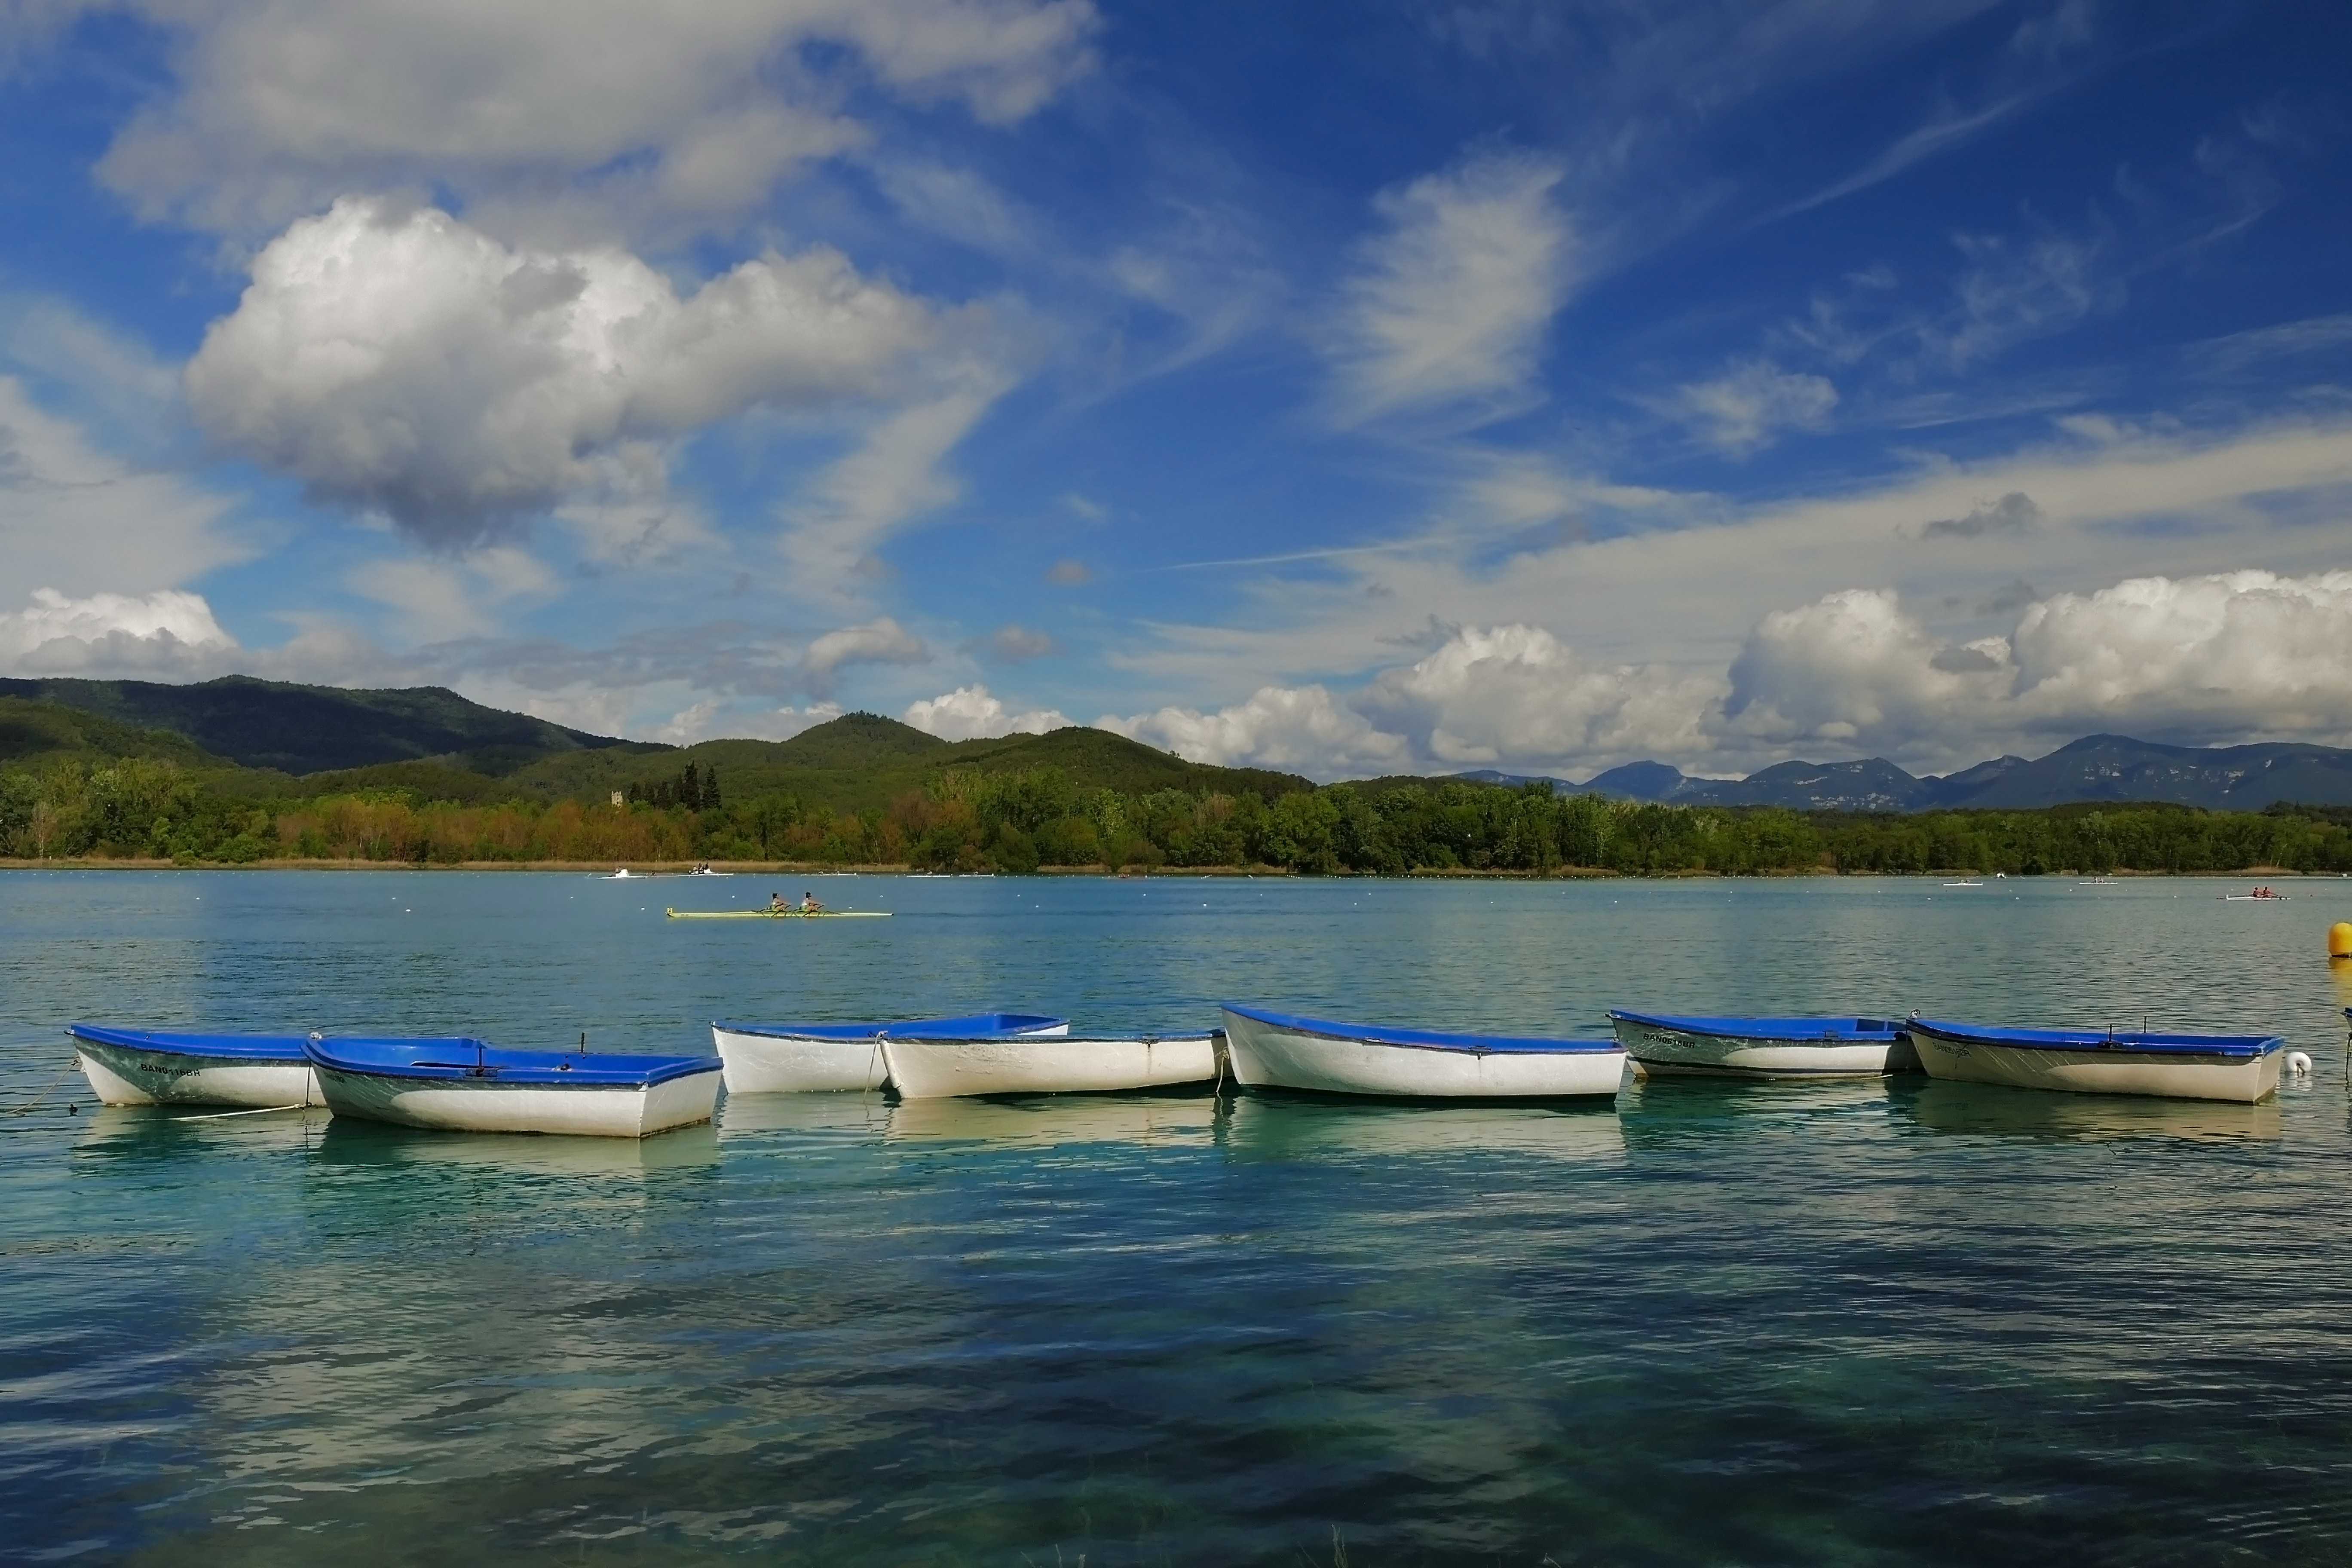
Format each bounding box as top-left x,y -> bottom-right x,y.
800,890 -> 824,913
769,891 -> 786,913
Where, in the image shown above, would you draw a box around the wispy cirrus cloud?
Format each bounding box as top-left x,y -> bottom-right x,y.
71,0 -> 1099,240
1324,148 -> 1574,429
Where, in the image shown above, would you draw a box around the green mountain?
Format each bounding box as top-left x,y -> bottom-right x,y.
0,674 -> 663,776
0,696 -> 233,769
505,711 -> 1311,810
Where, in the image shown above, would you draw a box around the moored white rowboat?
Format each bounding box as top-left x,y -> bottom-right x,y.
1607,1011 -> 1916,1078
1907,1017 -> 2284,1104
879,1031 -> 1222,1099
712,1013 -> 1069,1093
67,1024 -> 319,1109
1221,1004 -> 1625,1099
304,1035 -> 722,1136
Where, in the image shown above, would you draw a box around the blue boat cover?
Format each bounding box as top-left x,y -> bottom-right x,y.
715,1012 -> 1066,1040
1222,1003 -> 1620,1055
1607,1010 -> 1900,1041
1908,1017 -> 2283,1058
67,1023 -> 312,1062
303,1035 -> 721,1086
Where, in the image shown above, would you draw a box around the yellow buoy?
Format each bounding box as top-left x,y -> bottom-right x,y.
2330,921 -> 2352,959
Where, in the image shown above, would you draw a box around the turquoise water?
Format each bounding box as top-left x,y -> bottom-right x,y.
4,870 -> 2351,1565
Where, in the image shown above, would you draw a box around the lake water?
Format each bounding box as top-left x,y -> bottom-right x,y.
5,870 -> 2352,1565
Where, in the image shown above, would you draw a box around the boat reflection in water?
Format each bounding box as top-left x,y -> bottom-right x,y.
1216,1093 -> 1626,1165
71,1102 -> 327,1163
885,1091 -> 1218,1150
307,1114 -> 723,1178
1900,1078 -> 2284,1145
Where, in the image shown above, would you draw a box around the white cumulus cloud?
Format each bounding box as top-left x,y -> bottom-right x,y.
1327,149 -> 1574,427
903,683 -> 1068,741
1361,623 -> 1721,769
1103,686 -> 1412,778
2009,570 -> 2352,738
184,198 -> 940,546
1723,587 -> 2006,750
1721,570 -> 2352,768
0,587 -> 237,676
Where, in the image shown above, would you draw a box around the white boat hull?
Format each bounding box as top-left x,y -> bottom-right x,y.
714,1027 -> 891,1093
1611,1020 -> 1916,1078
74,1040 -> 319,1109
880,1035 -> 1220,1099
1222,1011 -> 1624,1099
1909,1032 -> 2281,1104
313,1063 -> 721,1136
714,1021 -> 1073,1093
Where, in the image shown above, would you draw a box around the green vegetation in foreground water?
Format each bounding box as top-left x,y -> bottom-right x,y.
4,701 -> 2352,874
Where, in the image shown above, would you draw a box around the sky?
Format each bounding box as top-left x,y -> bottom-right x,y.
1,0 -> 2349,781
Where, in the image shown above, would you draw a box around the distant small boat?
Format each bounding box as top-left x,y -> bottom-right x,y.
2221,892 -> 2290,901
713,1014 -> 1070,1093
881,1030 -> 1223,1099
67,1024 -> 319,1109
303,1035 -> 722,1136
1607,1011 -> 1916,1078
1221,1004 -> 1625,1099
1942,879 -> 1984,888
1907,1017 -> 2284,1104
600,866 -> 732,879
665,908 -> 890,919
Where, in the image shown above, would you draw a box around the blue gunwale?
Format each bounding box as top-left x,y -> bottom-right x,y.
67,1024 -> 312,1063
1608,1010 -> 1900,1041
303,1036 -> 721,1087
714,1012 -> 1066,1041
1908,1017 -> 2283,1059
1223,1003 -> 1620,1056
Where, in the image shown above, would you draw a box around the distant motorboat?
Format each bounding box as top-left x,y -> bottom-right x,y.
1221,1004 -> 1625,1100
303,1034 -> 722,1136
712,1014 -> 1070,1093
1607,1011 -> 1917,1078
1907,1017 -> 2284,1104
880,1030 -> 1223,1099
67,1023 -> 319,1109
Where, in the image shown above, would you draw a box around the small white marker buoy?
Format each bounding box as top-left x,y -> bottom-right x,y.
2288,1051 -> 2313,1078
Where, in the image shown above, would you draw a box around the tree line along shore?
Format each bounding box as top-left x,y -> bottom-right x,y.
7,754 -> 2352,877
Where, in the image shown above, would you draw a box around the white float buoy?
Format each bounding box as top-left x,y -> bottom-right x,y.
2288,1050 -> 2313,1078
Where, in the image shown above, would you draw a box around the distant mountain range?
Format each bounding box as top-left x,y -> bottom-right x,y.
0,678 -> 1313,812
10,674 -> 2352,814
1458,733 -> 2352,812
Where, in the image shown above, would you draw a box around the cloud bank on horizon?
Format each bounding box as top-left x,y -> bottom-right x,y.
3,0 -> 2349,781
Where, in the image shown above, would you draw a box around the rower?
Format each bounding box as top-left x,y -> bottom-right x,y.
769,892 -> 786,913
800,890 -> 824,914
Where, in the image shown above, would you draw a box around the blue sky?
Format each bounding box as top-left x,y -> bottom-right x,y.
2,0 -> 2349,779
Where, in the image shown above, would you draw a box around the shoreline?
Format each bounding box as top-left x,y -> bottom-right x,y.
0,859 -> 2333,879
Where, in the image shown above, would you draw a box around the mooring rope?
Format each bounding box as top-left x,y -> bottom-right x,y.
4,1057 -> 82,1117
